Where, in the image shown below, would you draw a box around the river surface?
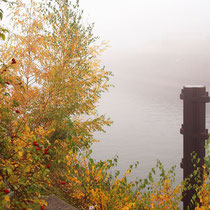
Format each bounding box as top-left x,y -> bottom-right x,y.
91,51 -> 210,183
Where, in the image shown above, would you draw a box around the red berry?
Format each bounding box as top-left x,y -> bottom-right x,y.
44,150 -> 48,155
5,81 -> 10,85
33,141 -> 38,146
4,189 -> 10,194
12,58 -> 16,64
41,206 -> 45,210
15,110 -> 20,114
36,147 -> 40,151
47,164 -> 50,168
22,158 -> 25,161
23,208 -> 27,210
61,181 -> 66,185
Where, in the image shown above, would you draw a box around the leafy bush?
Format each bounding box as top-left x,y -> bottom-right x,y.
0,0 -> 209,209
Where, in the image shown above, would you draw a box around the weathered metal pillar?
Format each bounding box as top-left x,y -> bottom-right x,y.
180,86 -> 209,210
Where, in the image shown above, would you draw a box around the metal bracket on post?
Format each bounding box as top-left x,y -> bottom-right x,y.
180,86 -> 209,210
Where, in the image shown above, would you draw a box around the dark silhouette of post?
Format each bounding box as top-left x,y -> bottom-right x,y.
180,86 -> 209,210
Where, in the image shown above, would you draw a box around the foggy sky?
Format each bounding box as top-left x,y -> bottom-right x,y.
79,0 -> 210,53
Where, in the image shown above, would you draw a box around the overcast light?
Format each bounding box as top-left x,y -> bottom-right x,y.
79,0 -> 210,52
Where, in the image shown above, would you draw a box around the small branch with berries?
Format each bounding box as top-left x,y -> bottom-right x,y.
0,58 -> 17,75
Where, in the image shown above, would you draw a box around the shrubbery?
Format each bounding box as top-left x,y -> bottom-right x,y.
0,0 -> 209,209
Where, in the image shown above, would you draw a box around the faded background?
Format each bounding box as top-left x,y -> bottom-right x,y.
79,0 -> 210,181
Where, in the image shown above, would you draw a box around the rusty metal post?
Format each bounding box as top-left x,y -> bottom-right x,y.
180,86 -> 209,210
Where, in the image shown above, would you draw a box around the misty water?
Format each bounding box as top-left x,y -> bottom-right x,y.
91,51 -> 210,184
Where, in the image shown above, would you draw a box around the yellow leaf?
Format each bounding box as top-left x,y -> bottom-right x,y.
25,125 -> 30,132
18,151 -> 23,157
26,166 -> 31,172
4,195 -> 10,202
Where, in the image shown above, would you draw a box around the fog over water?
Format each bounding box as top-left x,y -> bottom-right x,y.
79,0 -> 210,182
90,48 -> 210,182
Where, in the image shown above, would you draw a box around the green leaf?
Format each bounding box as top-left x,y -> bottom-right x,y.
1,28 -> 8,33
6,166 -> 12,174
12,99 -> 20,107
0,33 -> 5,40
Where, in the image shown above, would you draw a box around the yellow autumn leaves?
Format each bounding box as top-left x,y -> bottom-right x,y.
0,0 -> 210,209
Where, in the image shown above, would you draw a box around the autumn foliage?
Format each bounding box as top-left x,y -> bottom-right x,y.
0,0 -> 209,209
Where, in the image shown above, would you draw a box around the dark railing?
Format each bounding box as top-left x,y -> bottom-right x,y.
180,86 -> 209,210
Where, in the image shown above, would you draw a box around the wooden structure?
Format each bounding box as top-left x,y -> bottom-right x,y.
180,86 -> 209,209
